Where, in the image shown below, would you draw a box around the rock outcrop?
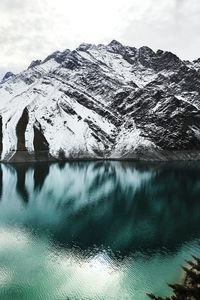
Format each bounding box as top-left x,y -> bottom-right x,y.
0,41 -> 200,161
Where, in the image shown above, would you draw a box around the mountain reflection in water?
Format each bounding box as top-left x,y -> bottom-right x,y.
0,161 -> 200,300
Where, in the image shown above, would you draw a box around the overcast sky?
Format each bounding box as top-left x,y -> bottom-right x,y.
0,0 -> 200,78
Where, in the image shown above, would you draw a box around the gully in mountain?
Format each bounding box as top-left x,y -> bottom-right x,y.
0,41 -> 200,162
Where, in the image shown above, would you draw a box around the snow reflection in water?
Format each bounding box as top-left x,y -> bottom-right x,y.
0,161 -> 200,299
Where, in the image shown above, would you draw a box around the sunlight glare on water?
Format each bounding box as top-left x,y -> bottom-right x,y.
0,161 -> 200,299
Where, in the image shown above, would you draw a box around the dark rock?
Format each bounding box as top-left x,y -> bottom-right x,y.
16,108 -> 29,151
2,71 -> 15,82
28,60 -> 42,69
1,41 -> 200,161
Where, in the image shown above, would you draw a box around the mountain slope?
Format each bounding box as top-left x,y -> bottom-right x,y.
0,40 -> 200,162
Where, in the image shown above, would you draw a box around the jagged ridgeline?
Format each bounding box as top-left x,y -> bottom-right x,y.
147,253 -> 200,300
0,40 -> 200,162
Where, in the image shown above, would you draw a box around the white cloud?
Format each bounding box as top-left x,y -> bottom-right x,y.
121,0 -> 200,59
0,0 -> 200,78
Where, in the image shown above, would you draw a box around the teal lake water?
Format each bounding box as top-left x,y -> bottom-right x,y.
0,161 -> 200,300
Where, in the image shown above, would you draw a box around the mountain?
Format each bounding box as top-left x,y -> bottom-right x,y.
0,40 -> 200,162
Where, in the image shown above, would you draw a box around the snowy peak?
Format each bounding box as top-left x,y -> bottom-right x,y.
0,41 -> 200,162
107,40 -> 126,53
2,71 -> 15,82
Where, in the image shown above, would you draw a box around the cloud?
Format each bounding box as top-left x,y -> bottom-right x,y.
121,0 -> 200,60
0,0 -> 200,79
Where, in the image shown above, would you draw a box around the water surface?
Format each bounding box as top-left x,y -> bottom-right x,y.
0,161 -> 200,300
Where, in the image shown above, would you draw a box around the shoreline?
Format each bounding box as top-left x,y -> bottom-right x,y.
1,149 -> 200,163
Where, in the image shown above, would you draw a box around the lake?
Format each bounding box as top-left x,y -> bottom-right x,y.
0,161 -> 200,300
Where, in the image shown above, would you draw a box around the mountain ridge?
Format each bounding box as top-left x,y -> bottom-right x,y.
0,40 -> 200,162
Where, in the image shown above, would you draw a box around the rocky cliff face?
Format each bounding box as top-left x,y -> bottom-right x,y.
0,40 -> 200,162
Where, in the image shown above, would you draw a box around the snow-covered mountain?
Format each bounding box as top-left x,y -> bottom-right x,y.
0,40 -> 200,162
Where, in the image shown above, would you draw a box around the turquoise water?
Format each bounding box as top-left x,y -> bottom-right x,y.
0,161 -> 200,300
